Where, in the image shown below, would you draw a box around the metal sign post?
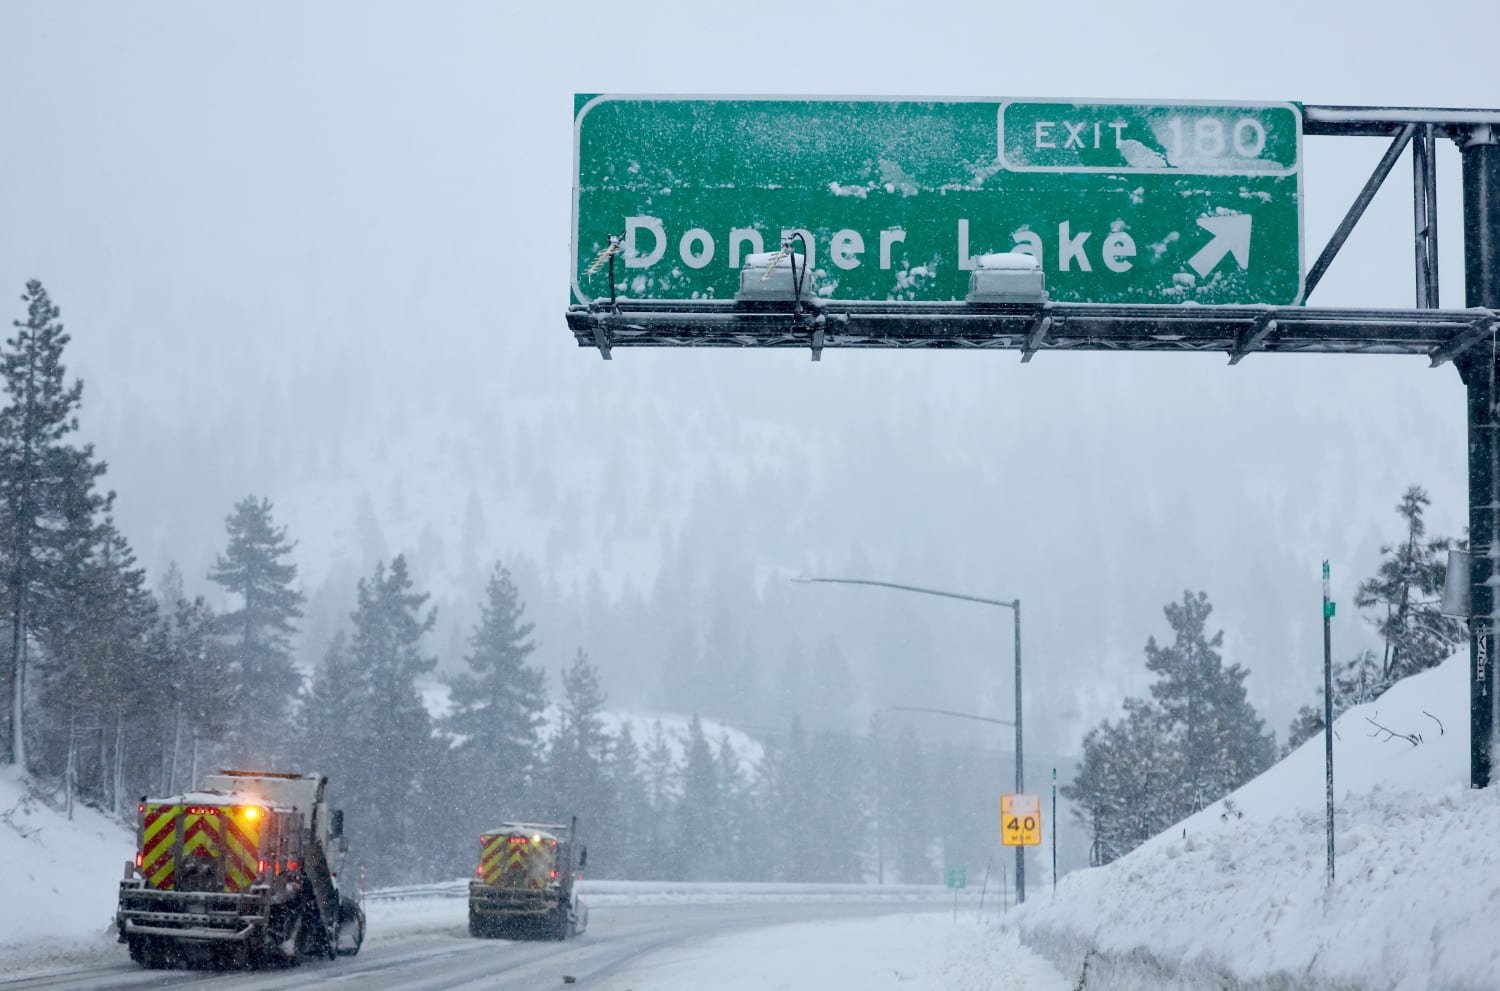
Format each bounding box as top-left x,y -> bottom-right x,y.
946,864 -> 967,922
1051,768 -> 1058,894
1458,124 -> 1500,789
1323,561 -> 1336,885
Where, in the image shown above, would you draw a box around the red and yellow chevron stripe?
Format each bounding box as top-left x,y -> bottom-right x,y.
141,804 -> 179,890
223,808 -> 262,892
139,803 -> 265,893
181,808 -> 223,859
479,834 -> 507,886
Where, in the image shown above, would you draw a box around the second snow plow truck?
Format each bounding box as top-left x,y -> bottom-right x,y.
116,769 -> 365,968
468,818 -> 587,939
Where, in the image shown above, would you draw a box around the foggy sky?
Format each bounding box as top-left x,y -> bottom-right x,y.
0,0 -> 1489,763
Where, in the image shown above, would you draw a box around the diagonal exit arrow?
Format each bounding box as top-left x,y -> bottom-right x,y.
1187,213 -> 1252,277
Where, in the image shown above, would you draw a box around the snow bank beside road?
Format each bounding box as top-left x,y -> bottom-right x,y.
0,770 -> 136,937
1019,652 -> 1500,990
0,768 -> 134,969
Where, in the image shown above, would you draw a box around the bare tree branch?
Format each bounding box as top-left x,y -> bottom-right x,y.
1365,711 -> 1422,747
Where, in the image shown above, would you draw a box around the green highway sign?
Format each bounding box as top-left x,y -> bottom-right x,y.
945,865 -> 967,890
572,96 -> 1304,306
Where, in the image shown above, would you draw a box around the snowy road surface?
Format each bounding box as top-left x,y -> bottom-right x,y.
0,900 -> 1071,991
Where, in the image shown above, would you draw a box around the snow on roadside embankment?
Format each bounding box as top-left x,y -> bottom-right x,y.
1018,652 -> 1500,990
0,768 -> 135,968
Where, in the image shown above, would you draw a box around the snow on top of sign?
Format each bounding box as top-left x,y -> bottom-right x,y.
827,181 -> 871,199
975,252 -> 1039,271
743,252 -> 796,268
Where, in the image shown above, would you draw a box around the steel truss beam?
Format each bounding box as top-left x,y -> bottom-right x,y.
1302,105 -> 1500,138
1301,106 -> 1500,305
567,300 -> 1497,365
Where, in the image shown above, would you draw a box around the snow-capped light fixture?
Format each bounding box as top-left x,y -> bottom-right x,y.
736,249 -> 813,303
966,252 -> 1047,304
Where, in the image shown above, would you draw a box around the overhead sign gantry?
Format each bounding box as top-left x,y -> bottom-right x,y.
566,95 -> 1500,791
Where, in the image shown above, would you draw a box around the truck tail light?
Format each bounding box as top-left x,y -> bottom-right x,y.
550,870 -> 558,879
135,852 -> 143,870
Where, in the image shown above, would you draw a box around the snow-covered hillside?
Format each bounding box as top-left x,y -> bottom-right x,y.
1018,651 -> 1500,990
0,769 -> 134,967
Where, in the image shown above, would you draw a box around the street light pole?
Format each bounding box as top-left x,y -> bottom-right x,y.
794,575 -> 1026,904
1012,597 -> 1023,904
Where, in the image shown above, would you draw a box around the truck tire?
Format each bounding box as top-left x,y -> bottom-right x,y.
324,912 -> 340,961
297,895 -> 335,962
127,936 -> 164,968
219,941 -> 250,970
550,905 -> 572,941
336,897 -> 365,956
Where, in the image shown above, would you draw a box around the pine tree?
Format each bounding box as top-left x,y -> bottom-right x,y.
866,713 -> 894,884
542,649 -> 613,857
34,519 -> 157,814
154,590 -> 234,794
1145,590 -> 1276,814
676,714 -> 723,880
0,281 -> 106,769
1065,592 -> 1276,863
889,723 -> 932,883
1355,485 -> 1464,681
207,495 -> 305,762
804,730 -> 866,881
446,563 -> 546,828
299,633 -> 361,794
344,555 -> 438,883
757,717 -> 816,881
641,720 -> 678,877
607,722 -> 651,880
1063,699 -> 1177,865
715,732 -> 755,881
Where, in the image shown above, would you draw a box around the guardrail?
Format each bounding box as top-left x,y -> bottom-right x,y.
365,880 -> 967,904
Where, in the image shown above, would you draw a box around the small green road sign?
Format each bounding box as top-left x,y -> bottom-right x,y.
945,865 -> 967,890
573,96 -> 1303,307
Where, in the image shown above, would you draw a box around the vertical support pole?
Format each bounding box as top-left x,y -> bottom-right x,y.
1416,128 -> 1432,307
1013,599 -> 1024,905
1051,767 -> 1058,894
1322,561 -> 1335,884
1415,124 -> 1441,308
1458,125 -> 1500,789
1426,125 -> 1441,306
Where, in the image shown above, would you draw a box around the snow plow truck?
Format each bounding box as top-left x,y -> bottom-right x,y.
116,769 -> 365,968
468,818 -> 587,939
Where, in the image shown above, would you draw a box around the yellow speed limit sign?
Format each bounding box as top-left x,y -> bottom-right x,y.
1001,794 -> 1042,847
